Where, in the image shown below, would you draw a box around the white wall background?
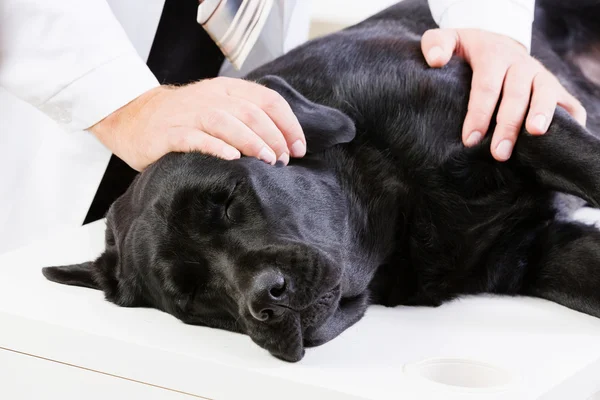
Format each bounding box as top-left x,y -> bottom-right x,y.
311,0 -> 402,25
309,0 -> 403,38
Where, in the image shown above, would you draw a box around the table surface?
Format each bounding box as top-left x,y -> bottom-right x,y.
1,219 -> 600,399
0,347 -> 195,400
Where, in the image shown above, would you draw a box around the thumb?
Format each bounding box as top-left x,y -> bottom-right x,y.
421,28 -> 458,68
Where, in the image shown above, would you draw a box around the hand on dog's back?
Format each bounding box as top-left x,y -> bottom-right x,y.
421,28 -> 587,162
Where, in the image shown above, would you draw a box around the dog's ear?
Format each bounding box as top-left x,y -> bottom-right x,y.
43,174 -> 151,306
42,249 -> 141,307
256,75 -> 356,153
42,262 -> 99,289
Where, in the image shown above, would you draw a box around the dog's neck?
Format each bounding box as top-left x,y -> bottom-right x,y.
317,146 -> 407,297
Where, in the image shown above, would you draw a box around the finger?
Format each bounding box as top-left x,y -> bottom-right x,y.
462,60 -> 507,147
214,96 -> 291,164
491,63 -> 536,161
221,78 -> 307,157
558,90 -> 587,127
525,71 -> 557,135
421,28 -> 458,67
196,108 -> 277,164
168,128 -> 241,160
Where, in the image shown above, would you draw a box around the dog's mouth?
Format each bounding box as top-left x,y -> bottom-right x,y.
247,284 -> 342,362
300,284 -> 341,331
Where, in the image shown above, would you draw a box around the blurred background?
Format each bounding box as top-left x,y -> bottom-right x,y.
309,0 -> 401,38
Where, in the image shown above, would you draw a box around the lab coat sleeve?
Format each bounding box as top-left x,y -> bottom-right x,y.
0,0 -> 160,131
427,0 -> 535,52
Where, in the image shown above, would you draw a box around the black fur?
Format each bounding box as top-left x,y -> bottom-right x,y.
43,0 -> 600,362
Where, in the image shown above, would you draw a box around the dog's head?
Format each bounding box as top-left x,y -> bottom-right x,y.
43,76 -> 370,362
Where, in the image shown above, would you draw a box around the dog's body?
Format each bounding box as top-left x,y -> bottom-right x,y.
44,0 -> 600,362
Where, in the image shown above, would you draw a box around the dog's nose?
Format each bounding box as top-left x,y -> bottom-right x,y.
248,270 -> 288,321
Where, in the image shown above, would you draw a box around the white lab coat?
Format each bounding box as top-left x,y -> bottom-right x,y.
0,0 -> 533,255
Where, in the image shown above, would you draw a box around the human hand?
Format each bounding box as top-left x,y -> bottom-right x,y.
421,28 -> 587,161
90,77 -> 306,171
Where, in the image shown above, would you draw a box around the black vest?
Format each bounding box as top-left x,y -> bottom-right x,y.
84,0 -> 223,224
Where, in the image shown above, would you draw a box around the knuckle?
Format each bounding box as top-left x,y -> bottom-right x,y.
203,77 -> 232,94
138,147 -> 154,167
169,131 -> 192,151
234,132 -> 263,155
475,78 -> 501,95
260,89 -> 286,111
533,104 -> 556,118
489,41 -> 506,56
202,109 -> 228,128
496,119 -> 523,135
244,139 -> 264,155
534,72 -> 556,89
505,84 -> 530,99
268,138 -> 287,154
505,73 -> 532,99
515,51 -> 530,63
467,105 -> 493,122
238,104 -> 261,126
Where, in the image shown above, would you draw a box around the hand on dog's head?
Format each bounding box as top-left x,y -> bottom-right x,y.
42,76 -> 363,362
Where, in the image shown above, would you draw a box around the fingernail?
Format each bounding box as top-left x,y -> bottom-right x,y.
278,152 -> 290,165
533,114 -> 548,133
291,140 -> 306,157
223,147 -> 241,160
496,140 -> 513,161
258,147 -> 276,165
427,46 -> 443,63
465,131 -> 483,147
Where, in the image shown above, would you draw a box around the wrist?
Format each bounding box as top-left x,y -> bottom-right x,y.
89,85 -> 169,152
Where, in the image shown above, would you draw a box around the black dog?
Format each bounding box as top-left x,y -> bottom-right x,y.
43,0 -> 600,362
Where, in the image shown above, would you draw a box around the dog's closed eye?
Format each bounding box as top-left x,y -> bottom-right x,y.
225,197 -> 236,222
224,182 -> 240,223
